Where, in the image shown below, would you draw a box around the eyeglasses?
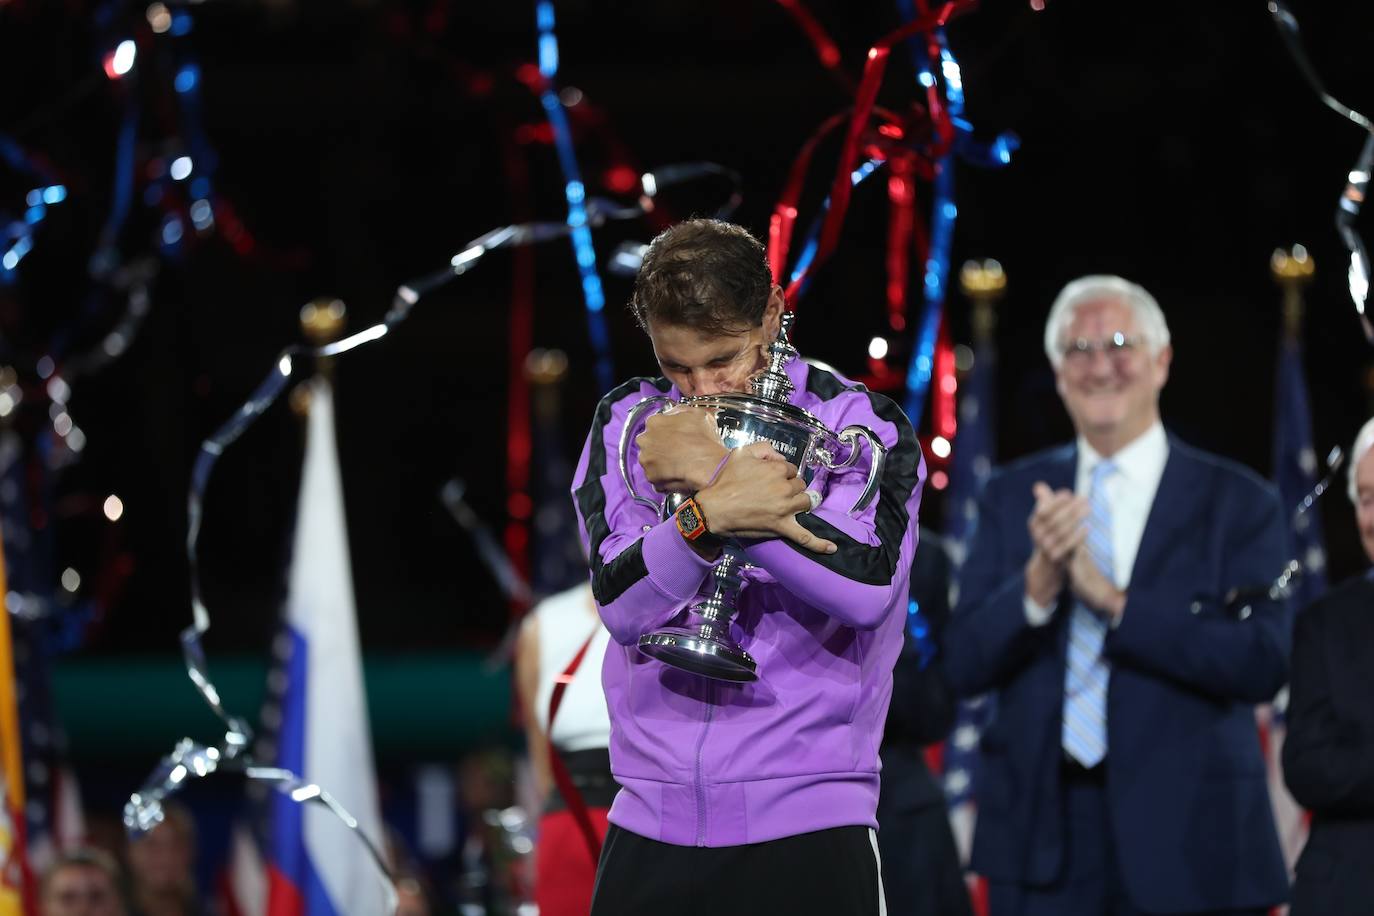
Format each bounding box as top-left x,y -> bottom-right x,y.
1060,332 -> 1143,365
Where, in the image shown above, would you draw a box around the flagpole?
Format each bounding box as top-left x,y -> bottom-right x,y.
1266,243 -> 1325,876
1271,245 -> 1314,343
945,258 -> 1004,565
292,299 -> 347,417
0,519 -> 37,915
959,258 -> 1005,350
940,260 -> 1006,915
527,348 -> 569,430
268,297 -> 390,916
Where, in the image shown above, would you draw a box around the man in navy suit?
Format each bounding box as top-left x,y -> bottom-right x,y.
944,275 -> 1291,915
1282,416 -> 1374,915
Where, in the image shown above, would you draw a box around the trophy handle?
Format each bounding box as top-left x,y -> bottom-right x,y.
834,426 -> 887,517
618,395 -> 677,514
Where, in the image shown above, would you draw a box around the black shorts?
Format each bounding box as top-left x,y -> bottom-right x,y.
590,823 -> 887,916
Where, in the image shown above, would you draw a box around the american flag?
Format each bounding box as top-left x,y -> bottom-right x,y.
0,428 -> 86,891
1262,326 -> 1327,874
940,323 -> 997,914
1272,332 -> 1328,609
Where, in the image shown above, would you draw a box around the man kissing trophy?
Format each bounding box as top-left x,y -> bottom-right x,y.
618,311 -> 887,681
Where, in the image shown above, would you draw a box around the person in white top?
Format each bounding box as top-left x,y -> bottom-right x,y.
944,275 -> 1292,916
514,581 -> 615,916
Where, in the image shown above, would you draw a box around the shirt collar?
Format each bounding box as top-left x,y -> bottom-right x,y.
1077,421 -> 1168,482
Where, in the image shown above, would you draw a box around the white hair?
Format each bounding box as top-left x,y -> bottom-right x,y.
1042,275 -> 1172,369
1348,416 -> 1374,503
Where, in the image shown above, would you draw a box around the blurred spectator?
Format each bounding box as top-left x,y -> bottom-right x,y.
125,802 -> 200,916
945,276 -> 1291,915
1282,416 -> 1374,915
514,580 -> 614,916
41,847 -> 129,916
447,746 -> 522,912
876,530 -> 972,916
384,827 -> 435,916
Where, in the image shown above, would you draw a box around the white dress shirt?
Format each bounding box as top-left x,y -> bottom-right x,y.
1025,421 -> 1170,625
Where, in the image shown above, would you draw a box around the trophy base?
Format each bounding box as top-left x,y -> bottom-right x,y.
637,626 -> 758,682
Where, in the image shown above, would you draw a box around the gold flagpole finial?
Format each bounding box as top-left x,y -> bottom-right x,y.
1270,245 -> 1314,341
292,298 -> 347,415
959,259 -> 1006,343
526,348 -> 570,423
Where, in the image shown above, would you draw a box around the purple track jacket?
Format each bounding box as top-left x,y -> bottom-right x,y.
572,357 -> 926,846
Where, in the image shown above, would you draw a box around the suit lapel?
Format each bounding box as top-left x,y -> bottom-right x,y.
1128,437 -> 1206,587
1045,445 -> 1076,494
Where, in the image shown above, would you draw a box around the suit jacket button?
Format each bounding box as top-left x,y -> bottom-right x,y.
1238,605 -> 1252,620
1189,601 -> 1202,615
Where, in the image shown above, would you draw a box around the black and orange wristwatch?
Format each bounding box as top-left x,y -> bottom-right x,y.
675,496 -> 724,549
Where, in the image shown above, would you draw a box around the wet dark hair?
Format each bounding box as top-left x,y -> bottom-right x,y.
629,218 -> 772,336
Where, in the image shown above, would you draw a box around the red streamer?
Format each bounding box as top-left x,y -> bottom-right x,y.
780,2 -> 966,307
501,125 -> 536,608
546,627 -> 604,862
885,155 -> 917,334
772,0 -> 855,94
933,319 -> 956,441
768,110 -> 849,286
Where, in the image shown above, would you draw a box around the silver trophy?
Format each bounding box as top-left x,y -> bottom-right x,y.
618,314 -> 887,682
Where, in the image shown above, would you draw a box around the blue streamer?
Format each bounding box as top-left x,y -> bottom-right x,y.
166,11 -> 219,237
788,157 -> 887,297
0,134 -> 69,284
87,93 -> 140,281
535,0 -> 614,394
894,0 -> 1018,428
0,134 -> 60,184
903,165 -> 954,426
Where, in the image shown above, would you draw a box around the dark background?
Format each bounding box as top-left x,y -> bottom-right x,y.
2,0 -> 1371,661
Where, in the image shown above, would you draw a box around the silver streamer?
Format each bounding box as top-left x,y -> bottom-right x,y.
1228,446 -> 1345,607
1268,1 -> 1374,342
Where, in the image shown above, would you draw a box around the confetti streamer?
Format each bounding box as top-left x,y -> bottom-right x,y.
1268,0 -> 1374,341
783,2 -> 965,307
766,0 -> 1016,395
533,0 -> 615,393
898,0 -> 1019,427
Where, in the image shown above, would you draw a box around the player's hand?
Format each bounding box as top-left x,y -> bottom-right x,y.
636,407 -> 728,494
696,443 -> 836,554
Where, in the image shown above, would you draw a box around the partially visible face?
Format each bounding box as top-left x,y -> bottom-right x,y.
1354,446 -> 1374,564
646,288 -> 784,397
42,865 -> 124,916
1054,297 -> 1170,447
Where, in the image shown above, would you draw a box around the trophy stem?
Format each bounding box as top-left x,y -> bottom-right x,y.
637,545 -> 757,682
698,548 -> 742,621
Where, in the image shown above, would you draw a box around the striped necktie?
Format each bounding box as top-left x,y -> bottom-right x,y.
1062,459 -> 1116,767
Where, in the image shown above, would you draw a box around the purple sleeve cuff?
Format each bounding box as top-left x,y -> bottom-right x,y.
641,517 -> 714,600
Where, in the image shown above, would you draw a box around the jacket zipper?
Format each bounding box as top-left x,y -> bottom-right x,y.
694,681 -> 715,846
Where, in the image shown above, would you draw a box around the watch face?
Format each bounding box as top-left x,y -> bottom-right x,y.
678,503 -> 702,532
